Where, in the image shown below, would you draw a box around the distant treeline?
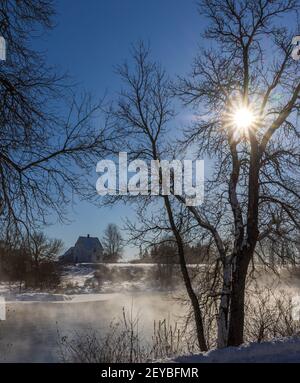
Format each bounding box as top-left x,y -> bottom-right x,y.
0,232 -> 62,291
135,237 -> 299,266
136,239 -> 216,265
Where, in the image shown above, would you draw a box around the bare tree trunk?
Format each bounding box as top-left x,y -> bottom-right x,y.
227,133 -> 260,347
34,255 -> 39,288
163,196 -> 208,352
178,241 -> 208,352
217,260 -> 231,348
227,251 -> 252,346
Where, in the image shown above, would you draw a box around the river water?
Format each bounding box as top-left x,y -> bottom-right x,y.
0,292 -> 182,362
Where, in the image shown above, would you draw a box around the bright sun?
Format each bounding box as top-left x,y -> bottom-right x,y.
233,107 -> 255,130
224,99 -> 260,140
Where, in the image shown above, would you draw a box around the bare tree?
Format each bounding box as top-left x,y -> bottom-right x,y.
102,43 -> 208,351
102,224 -> 124,262
25,231 -> 63,287
0,231 -> 62,289
26,231 -> 62,268
0,0 -> 114,238
172,0 -> 300,346
103,0 -> 300,350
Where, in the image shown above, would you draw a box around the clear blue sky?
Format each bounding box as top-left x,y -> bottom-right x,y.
35,0 -> 206,258
34,1 -> 296,258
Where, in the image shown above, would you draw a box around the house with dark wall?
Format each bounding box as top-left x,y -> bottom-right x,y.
60,234 -> 104,263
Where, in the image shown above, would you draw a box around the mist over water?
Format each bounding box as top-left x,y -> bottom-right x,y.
0,292 -> 182,362
1,265 -> 300,362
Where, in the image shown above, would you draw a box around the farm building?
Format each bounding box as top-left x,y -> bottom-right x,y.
60,234 -> 104,263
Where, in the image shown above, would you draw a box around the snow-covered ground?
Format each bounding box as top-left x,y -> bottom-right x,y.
0,280 -> 134,303
60,263 -> 178,294
0,263 -> 162,300
1,263 -> 300,306
61,263 -> 149,290
170,336 -> 300,363
2,292 -> 118,303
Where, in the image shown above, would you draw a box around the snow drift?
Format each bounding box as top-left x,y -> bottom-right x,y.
170,336 -> 300,363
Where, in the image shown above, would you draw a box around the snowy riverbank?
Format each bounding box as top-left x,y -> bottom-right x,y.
169,336 -> 300,363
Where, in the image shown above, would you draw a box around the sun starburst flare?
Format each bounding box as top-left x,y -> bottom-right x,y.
224,100 -> 260,140
233,107 -> 255,131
